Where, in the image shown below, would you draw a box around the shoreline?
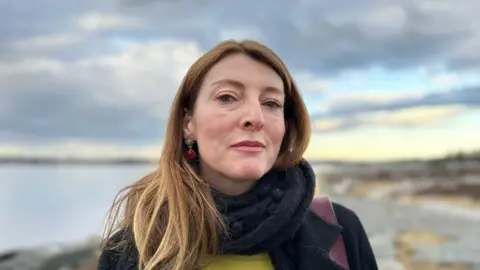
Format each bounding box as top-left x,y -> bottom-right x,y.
1,152 -> 478,166
333,177 -> 480,270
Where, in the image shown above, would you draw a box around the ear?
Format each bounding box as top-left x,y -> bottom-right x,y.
183,109 -> 196,139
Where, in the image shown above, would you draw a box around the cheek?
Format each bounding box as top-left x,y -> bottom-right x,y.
268,120 -> 286,147
193,113 -> 233,163
193,111 -> 232,142
276,125 -> 286,144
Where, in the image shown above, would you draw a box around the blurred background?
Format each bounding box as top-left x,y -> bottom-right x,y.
1,0 -> 479,269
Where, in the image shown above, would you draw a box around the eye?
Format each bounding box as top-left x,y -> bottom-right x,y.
264,100 -> 282,109
217,94 -> 236,103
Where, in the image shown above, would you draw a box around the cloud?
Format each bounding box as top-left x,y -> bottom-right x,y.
2,0 -> 480,72
363,105 -> 465,125
293,73 -> 332,92
1,0 -> 480,152
76,12 -> 144,31
312,86 -> 480,120
0,40 -> 203,143
431,73 -> 460,87
326,91 -> 424,105
310,85 -> 479,132
0,141 -> 161,159
202,0 -> 480,73
312,105 -> 466,133
11,34 -> 83,50
312,118 -> 358,132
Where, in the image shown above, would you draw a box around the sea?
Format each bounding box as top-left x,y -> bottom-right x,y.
0,164 -> 156,252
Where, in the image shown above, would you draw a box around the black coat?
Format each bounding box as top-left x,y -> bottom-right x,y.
297,202 -> 379,270
98,202 -> 378,270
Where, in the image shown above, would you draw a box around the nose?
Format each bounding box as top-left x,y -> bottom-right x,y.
240,100 -> 264,131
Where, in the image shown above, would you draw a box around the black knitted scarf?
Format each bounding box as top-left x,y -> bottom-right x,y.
212,159 -> 316,270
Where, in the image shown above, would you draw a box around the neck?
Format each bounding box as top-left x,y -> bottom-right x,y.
200,163 -> 256,196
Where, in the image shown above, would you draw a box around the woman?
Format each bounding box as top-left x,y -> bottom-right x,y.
98,40 -> 378,270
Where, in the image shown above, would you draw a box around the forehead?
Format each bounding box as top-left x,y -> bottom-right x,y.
203,53 -> 284,92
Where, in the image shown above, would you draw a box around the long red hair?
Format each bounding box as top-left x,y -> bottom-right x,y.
102,40 -> 311,270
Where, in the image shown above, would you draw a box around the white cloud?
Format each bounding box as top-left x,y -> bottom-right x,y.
12,34 -> 83,50
75,40 -> 203,114
0,141 -> 161,159
76,12 -> 144,31
313,118 -> 344,131
363,105 -> 465,125
326,91 -> 423,105
48,40 -> 198,107
311,105 -> 467,132
0,39 -> 204,141
294,72 -> 332,92
0,58 -> 66,78
432,73 -> 459,87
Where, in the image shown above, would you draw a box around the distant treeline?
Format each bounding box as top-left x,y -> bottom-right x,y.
435,150 -> 480,161
0,157 -> 157,165
0,150 -> 479,165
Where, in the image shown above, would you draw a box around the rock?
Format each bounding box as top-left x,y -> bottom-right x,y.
38,246 -> 98,270
0,236 -> 101,270
0,250 -> 49,270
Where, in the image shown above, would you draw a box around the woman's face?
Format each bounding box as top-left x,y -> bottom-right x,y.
183,53 -> 286,194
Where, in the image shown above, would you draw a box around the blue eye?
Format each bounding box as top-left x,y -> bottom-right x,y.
264,101 -> 282,109
218,94 -> 236,103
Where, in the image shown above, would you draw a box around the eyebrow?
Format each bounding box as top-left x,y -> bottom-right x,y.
211,79 -> 284,95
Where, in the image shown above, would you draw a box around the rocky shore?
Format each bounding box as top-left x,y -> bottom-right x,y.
0,237 -> 101,270
317,159 -> 480,270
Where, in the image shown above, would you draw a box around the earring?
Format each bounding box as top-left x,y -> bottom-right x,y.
184,139 -> 197,160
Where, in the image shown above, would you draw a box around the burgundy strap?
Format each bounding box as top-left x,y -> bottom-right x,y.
311,197 -> 350,269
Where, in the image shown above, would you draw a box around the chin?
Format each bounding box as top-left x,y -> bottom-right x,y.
228,160 -> 269,181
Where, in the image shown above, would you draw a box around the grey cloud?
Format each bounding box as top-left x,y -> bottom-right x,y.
310,86 -> 480,133
2,0 -> 480,72
99,0 -> 480,72
0,72 -> 166,144
243,0 -> 478,73
310,86 -> 480,126
0,0 -> 102,41
314,118 -> 364,134
449,55 -> 480,71
1,0 -> 480,142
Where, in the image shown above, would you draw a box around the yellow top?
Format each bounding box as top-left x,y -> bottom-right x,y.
203,253 -> 274,270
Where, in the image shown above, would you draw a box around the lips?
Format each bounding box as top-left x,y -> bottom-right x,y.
231,140 -> 265,148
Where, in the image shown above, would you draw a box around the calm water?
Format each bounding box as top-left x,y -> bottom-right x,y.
0,165 -> 156,252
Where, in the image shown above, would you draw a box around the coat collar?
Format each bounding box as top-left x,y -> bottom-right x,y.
294,210 -> 348,270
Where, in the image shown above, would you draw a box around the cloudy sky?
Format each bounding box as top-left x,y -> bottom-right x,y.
1,0 -> 479,161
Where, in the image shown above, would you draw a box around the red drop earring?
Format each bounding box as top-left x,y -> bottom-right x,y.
184,139 -> 197,160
